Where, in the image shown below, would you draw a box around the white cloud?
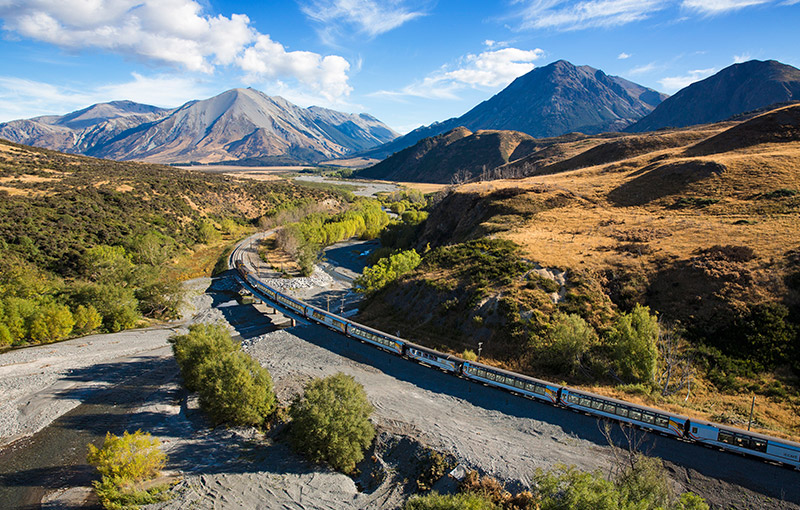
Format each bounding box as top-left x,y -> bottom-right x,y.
618,52 -> 632,59
0,0 -> 353,101
0,73 -> 213,122
372,47 -> 546,100
300,0 -> 425,38
733,53 -> 752,63
658,67 -> 715,92
628,62 -> 659,75
515,0 -> 668,31
681,0 -> 770,14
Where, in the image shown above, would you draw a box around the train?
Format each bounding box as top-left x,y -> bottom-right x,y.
235,261 -> 800,471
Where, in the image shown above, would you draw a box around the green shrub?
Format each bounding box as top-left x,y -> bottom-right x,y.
87,430 -> 168,510
87,430 -> 166,483
29,302 -> 74,343
197,350 -> 276,427
73,304 -> 103,334
170,323 -> 238,391
355,249 -> 422,293
608,304 -> 659,383
405,492 -> 500,510
289,372 -> 375,473
544,312 -> 597,375
534,465 -> 621,510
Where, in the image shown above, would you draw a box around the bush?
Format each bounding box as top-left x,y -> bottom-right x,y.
615,455 -> 673,509
354,249 -> 422,293
544,312 -> 597,375
197,350 -> 276,427
405,492 -> 500,510
289,372 -> 375,473
87,430 -> 166,483
87,430 -> 168,510
171,323 -> 276,427
29,302 -> 75,343
608,304 -> 659,383
170,323 -> 237,391
73,304 -> 103,334
534,465 -> 621,510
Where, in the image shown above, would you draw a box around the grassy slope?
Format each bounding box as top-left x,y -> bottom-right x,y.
357,104 -> 800,440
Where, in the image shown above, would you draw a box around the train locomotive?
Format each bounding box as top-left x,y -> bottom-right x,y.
235,261 -> 800,470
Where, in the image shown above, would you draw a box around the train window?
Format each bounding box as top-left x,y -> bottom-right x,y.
718,431 -> 735,445
655,416 -> 669,428
629,410 -> 642,421
568,394 -> 580,404
580,397 -> 592,407
734,436 -> 750,449
641,412 -> 655,425
616,407 -> 629,418
603,403 -> 616,413
750,439 -> 767,452
525,383 -> 536,392
535,385 -> 546,395
591,400 -> 604,410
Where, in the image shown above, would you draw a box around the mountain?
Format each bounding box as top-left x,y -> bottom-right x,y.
358,60 -> 667,160
627,60 -> 800,132
0,88 -> 398,164
357,127 -> 538,183
0,101 -> 173,155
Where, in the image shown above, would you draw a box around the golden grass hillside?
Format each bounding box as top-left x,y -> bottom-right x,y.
359,104 -> 800,440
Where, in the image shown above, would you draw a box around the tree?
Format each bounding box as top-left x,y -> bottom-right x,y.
81,245 -> 134,284
197,350 -> 276,427
73,304 -> 103,334
534,464 -> 621,510
354,249 -> 421,293
545,312 -> 597,375
609,304 -> 659,383
289,372 -> 375,473
405,493 -> 499,510
170,323 -> 238,391
29,302 -> 75,343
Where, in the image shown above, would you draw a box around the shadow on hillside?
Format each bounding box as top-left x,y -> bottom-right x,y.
607,160 -> 724,207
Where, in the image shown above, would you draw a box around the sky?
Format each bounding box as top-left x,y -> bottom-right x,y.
0,1 -> 799,133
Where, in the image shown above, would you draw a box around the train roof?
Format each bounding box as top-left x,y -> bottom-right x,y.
687,416 -> 800,448
563,386 -> 692,420
463,359 -> 559,388
404,341 -> 461,361
347,319 -> 405,343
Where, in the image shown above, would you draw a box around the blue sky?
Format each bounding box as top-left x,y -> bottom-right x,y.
0,0 -> 798,133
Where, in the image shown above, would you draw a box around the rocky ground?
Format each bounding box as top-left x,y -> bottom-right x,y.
1,255 -> 799,509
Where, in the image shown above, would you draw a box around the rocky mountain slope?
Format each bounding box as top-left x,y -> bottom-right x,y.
0,88 -> 398,164
359,60 -> 667,160
627,60 -> 800,132
357,127 -> 538,183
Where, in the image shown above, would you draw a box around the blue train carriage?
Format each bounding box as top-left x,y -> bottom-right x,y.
559,387 -> 686,438
404,342 -> 461,373
305,305 -> 348,334
461,361 -> 561,404
346,322 -> 404,355
685,418 -> 800,469
253,279 -> 277,300
273,291 -> 306,316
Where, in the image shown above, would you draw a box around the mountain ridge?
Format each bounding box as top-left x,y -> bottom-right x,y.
0,88 -> 398,164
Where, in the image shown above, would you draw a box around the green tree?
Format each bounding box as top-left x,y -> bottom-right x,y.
170,323 -> 238,391
1,297 -> 38,342
289,372 -> 375,473
195,219 -> 220,244
81,245 -> 134,284
609,304 -> 659,383
128,231 -> 173,266
545,312 -> 597,375
405,493 -> 499,510
534,465 -> 621,510
29,302 -> 75,343
132,266 -> 184,319
0,323 -> 12,346
73,304 -> 103,334
615,455 -> 673,510
673,493 -> 709,510
87,430 -> 166,482
197,350 -> 276,427
73,283 -> 140,332
354,249 -> 422,293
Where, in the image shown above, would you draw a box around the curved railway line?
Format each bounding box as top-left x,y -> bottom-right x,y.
229,237 -> 800,473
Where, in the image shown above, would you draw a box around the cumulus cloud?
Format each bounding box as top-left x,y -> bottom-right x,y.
0,0 -> 353,101
515,0 -> 668,31
658,67 -> 715,92
618,52 -> 632,59
0,73 -> 212,122
373,47 -> 545,100
300,0 -> 425,38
